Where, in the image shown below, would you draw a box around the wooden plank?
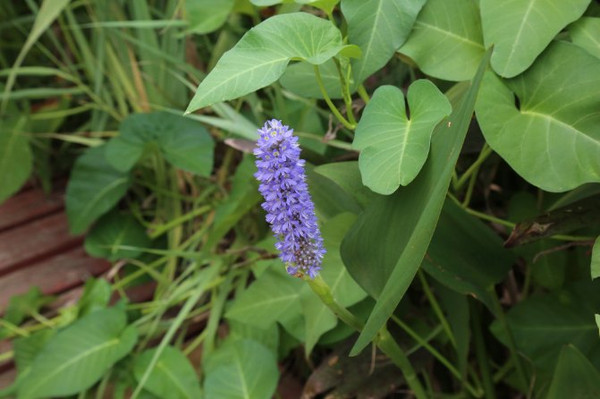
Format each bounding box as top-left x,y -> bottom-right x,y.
0,247 -> 110,312
0,184 -> 64,232
0,213 -> 81,276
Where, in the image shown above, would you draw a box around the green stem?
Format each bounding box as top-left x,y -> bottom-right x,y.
471,301 -> 497,399
462,169 -> 478,207
489,288 -> 529,391
333,58 -> 357,126
375,327 -> 429,399
313,65 -> 355,130
357,84 -> 370,104
392,316 -> 482,398
455,144 -> 492,191
418,270 -> 456,348
306,275 -> 427,399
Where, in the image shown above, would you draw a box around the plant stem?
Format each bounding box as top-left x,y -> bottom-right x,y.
392,315 -> 482,398
305,275 -> 428,399
418,270 -> 456,348
357,84 -> 370,104
471,301 -> 497,399
489,288 -> 529,391
455,144 -> 492,191
313,65 -> 355,130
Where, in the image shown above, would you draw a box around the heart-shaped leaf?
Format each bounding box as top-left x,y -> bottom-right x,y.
204,339 -> 278,399
398,0 -> 485,81
133,346 -> 201,399
186,12 -> 348,112
66,145 -> 131,234
84,210 -> 151,261
106,111 -> 214,176
17,308 -> 137,398
353,80 -> 451,195
343,48 -> 492,355
476,41 -> 600,192
342,0 -> 425,83
480,0 -> 590,77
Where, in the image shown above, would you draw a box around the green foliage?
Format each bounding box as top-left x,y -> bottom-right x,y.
353,80 -> 451,194
85,211 -> 152,261
0,118 -> 32,203
17,308 -> 137,398
480,0 -> 590,77
133,347 -> 202,399
398,0 -> 485,81
106,112 -> 214,176
546,345 -> 600,399
204,339 -> 278,399
186,12 -> 356,111
341,0 -> 425,83
476,41 -> 600,192
2,0 -> 600,397
65,145 -> 131,234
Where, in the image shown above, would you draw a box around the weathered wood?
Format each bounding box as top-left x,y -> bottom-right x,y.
0,212 -> 82,277
0,184 -> 64,232
0,247 -> 110,312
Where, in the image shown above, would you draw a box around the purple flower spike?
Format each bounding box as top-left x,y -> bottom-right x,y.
254,119 -> 325,278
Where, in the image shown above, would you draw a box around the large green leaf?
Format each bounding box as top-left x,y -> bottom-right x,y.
133,346 -> 201,399
225,267 -> 302,327
313,161 -> 375,208
84,210 -> 152,261
423,199 -> 514,312
280,59 -> 344,99
343,48 -> 492,355
106,112 -> 214,176
476,41 -> 600,192
204,339 -> 278,399
185,0 -> 235,34
353,80 -> 451,194
341,0 -> 425,83
0,118 -> 32,203
490,282 -> 600,371
480,0 -> 590,78
66,145 -> 131,234
398,0 -> 485,81
570,17 -> 600,60
547,345 -> 600,399
186,12 -> 349,112
17,308 -> 137,398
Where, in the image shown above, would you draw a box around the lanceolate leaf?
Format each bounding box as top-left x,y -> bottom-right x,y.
476,41 -> 600,192
353,80 -> 451,195
398,0 -> 485,81
186,13 -> 348,112
343,48 -> 492,355
66,145 -> 131,234
342,0 -> 425,83
480,0 -> 590,78
17,308 -> 137,398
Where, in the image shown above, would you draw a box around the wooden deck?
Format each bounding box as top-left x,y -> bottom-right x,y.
0,183 -> 112,387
